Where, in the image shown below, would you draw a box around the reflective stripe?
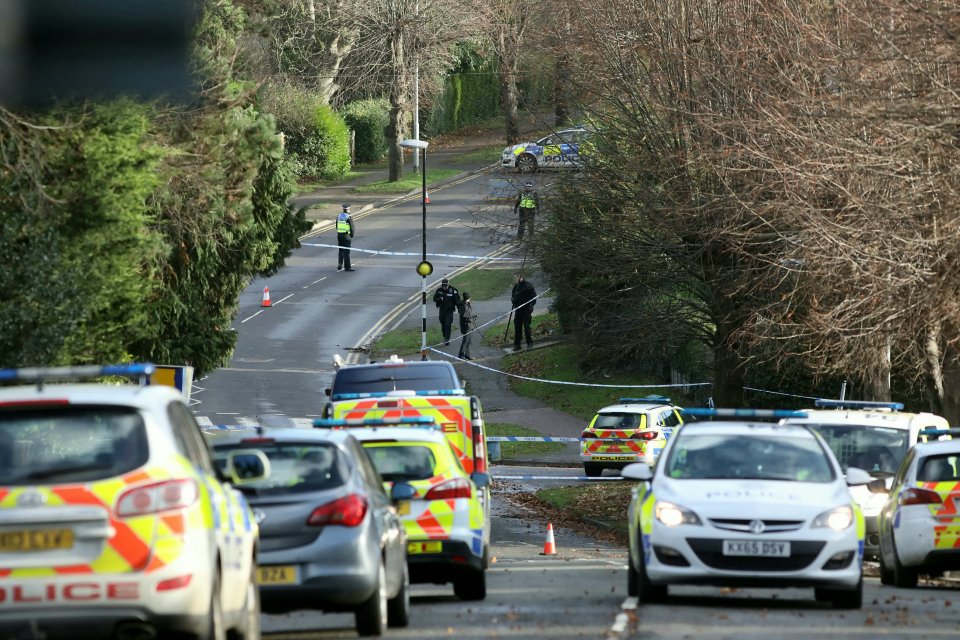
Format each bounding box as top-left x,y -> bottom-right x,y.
337,213 -> 351,234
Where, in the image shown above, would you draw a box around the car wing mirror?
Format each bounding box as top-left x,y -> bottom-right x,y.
470,472 -> 490,489
866,477 -> 889,494
324,387 -> 331,397
225,449 -> 271,485
390,481 -> 416,502
621,462 -> 652,481
844,466 -> 873,486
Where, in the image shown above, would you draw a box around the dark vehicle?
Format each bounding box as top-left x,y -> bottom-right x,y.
209,428 -> 412,637
324,359 -> 462,409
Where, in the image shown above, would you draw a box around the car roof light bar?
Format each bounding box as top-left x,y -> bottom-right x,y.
0,363 -> 156,384
681,408 -> 809,419
619,396 -> 671,404
918,428 -> 960,438
814,399 -> 904,411
314,416 -> 438,429
331,389 -> 465,401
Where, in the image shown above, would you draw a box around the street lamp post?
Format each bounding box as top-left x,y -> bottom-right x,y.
399,138 -> 431,360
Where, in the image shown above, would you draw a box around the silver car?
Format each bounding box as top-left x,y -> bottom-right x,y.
209,428 -> 412,637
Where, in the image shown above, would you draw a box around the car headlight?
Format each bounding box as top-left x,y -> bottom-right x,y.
655,501 -> 701,527
812,505 -> 854,531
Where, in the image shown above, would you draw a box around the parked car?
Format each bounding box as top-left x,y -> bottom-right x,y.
624,408 -> 870,609
580,396 -> 683,477
878,434 -> 960,587
341,423 -> 491,601
500,127 -> 594,173
208,427 -> 412,637
324,358 -> 462,401
781,398 -> 950,558
0,364 -> 263,640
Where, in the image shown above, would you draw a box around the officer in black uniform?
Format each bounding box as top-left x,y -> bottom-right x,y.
432,278 -> 461,346
336,203 -> 355,271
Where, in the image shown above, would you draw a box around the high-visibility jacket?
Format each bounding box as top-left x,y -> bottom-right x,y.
519,193 -> 537,209
336,213 -> 353,235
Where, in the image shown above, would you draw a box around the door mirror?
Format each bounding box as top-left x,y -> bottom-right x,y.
390,481 -> 416,502
225,450 -> 271,485
621,462 -> 652,481
324,388 -> 331,397
845,466 -> 873,486
866,477 -> 890,494
470,472 -> 491,489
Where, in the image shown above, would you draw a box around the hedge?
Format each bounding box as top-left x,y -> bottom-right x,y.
342,98 -> 389,164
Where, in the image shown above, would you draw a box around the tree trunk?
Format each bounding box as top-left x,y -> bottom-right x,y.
552,6 -> 572,128
921,320 -> 945,416
387,29 -> 406,182
941,346 -> 960,426
711,319 -> 746,408
499,33 -> 520,144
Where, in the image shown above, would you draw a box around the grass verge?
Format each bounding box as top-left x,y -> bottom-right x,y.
534,483 -> 634,539
485,423 -> 565,459
452,145 -> 504,165
294,171 -> 367,195
370,326 -> 445,361
352,168 -> 461,194
450,268 -> 515,301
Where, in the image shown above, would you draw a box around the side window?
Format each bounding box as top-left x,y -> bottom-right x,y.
351,440 -> 387,498
167,402 -> 214,473
894,448 -> 916,487
662,410 -> 681,428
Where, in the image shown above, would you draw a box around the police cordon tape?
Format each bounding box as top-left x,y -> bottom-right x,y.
302,243 -> 516,262
493,475 -> 627,481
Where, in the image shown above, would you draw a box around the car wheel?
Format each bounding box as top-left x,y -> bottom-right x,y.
516,154 -> 537,173
387,561 -> 410,628
627,549 -> 639,597
202,570 -> 227,640
878,536 -> 894,586
483,544 -> 490,570
815,578 -> 863,610
234,563 -> 261,640
453,569 -> 487,601
636,543 -> 667,604
892,538 -> 919,588
583,463 -> 603,478
355,563 -> 388,637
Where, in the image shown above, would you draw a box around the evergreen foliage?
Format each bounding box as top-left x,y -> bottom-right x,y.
342,98 -> 390,164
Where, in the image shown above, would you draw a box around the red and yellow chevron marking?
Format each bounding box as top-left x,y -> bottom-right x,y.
580,429 -> 649,455
919,481 -> 960,549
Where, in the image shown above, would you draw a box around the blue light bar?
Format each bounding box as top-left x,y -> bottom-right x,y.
313,416 -> 438,429
0,363 -> 156,383
331,389 -> 466,401
681,408 -> 808,419
814,399 -> 904,411
919,428 -> 960,438
619,396 -> 671,404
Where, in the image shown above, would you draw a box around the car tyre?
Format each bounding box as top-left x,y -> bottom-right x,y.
355,563 -> 388,637
627,550 -> 639,597
815,578 -> 862,610
636,545 -> 667,604
517,154 -> 537,173
387,561 -> 410,628
583,463 -> 603,478
234,563 -> 261,640
453,569 -> 487,601
892,539 -> 919,588
202,570 -> 227,640
878,537 -> 894,586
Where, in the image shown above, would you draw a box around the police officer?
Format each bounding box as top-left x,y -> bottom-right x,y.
514,182 -> 539,240
336,203 -> 355,271
511,273 -> 536,351
432,278 -> 461,346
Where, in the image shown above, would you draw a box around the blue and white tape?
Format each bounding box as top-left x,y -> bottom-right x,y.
302,243 -> 515,261
492,475 -> 627,481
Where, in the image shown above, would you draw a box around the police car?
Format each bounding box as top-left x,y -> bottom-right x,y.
322,418 -> 491,601
878,432 -> 960,588
624,409 -> 869,608
501,127 -> 593,172
0,364 -> 262,640
780,399 -> 950,559
580,396 -> 683,477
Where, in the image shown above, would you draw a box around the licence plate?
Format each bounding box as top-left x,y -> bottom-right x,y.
397,501 -> 411,516
0,529 -> 74,552
722,540 -> 790,557
257,565 -> 298,585
408,541 -> 442,554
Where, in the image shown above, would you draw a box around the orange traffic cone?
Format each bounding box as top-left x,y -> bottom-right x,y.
261,287 -> 272,307
540,522 -> 557,556
423,190 -> 431,204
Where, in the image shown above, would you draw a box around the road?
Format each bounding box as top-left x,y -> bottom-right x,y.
193,169 -> 960,638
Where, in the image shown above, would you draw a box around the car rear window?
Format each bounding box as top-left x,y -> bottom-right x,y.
0,406 -> 148,485
917,455 -> 960,482
212,442 -> 345,494
362,445 -> 437,482
332,363 -> 460,395
595,412 -> 645,430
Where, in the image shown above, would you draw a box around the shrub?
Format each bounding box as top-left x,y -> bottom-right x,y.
342,98 -> 389,164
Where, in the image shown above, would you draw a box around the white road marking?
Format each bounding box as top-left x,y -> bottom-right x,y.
304,276 -> 327,288
195,416 -> 213,427
272,293 -> 294,306
436,218 -> 461,228
240,310 -> 263,323
609,597 -> 637,636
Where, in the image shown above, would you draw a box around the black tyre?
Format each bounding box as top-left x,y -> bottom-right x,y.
893,541 -> 919,588
583,463 -> 603,478
878,540 -> 894,586
355,563 -> 388,637
815,578 -> 863,610
636,546 -> 667,604
627,550 -> 639,597
387,562 -> 410,628
516,154 -> 537,173
234,563 -> 261,640
453,569 -> 487,601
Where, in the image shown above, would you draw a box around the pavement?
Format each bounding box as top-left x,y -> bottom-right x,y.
292,125 -> 585,465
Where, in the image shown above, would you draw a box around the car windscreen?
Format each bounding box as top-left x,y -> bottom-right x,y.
0,406 -> 149,484
362,445 -> 437,482
805,424 -> 908,476
332,364 -> 460,395
594,413 -> 645,430
665,433 -> 834,482
212,442 -> 345,494
917,454 -> 960,482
